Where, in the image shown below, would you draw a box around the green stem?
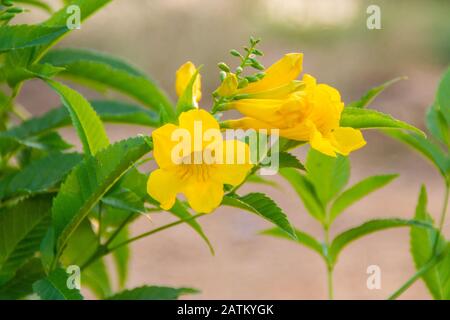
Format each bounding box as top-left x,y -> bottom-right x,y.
432,184 -> 449,253
387,249 -> 444,300
324,225 -> 334,300
107,213 -> 206,252
81,213 -> 206,271
387,183 -> 449,299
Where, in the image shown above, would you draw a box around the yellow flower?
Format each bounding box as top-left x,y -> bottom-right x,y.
148,65 -> 253,213
175,61 -> 202,106
225,54 -> 366,157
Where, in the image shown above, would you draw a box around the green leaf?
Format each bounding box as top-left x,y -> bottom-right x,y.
347,77 -> 405,109
383,129 -> 449,177
108,286 -> 199,300
306,149 -> 350,206
410,186 -> 450,299
102,189 -> 146,215
3,0 -> 113,86
0,258 -> 45,300
426,103 -> 449,145
14,0 -> 53,13
330,174 -> 398,222
277,151 -> 305,171
261,227 -> 324,258
41,48 -> 174,118
279,168 -> 325,222
175,67 -> 200,115
0,100 -> 159,155
437,67 -> 450,124
47,80 -> 109,156
340,107 -> 425,136
0,153 -> 82,200
169,200 -> 215,255
0,195 -> 52,285
222,193 -> 296,240
329,218 -> 432,264
0,25 -> 68,53
33,268 -> 83,300
61,220 -> 111,298
52,136 -> 152,256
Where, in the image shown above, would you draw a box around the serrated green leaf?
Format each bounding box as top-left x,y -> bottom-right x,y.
0,258 -> 45,300
0,100 -> 159,155
108,285 -> 199,300
261,227 -> 324,258
0,196 -> 52,286
329,218 -> 432,264
330,174 -> 398,222
0,153 -> 82,200
277,151 -> 305,170
3,0 -> 112,87
0,25 -> 68,53
52,136 -> 152,257
279,168 -> 325,222
42,48 -> 174,118
383,129 -> 449,177
33,268 -> 83,300
169,200 -> 215,254
47,80 -> 109,156
437,67 -> 450,125
410,186 -> 450,299
14,0 -> 53,13
305,149 -> 350,206
340,107 -> 425,136
426,103 -> 449,145
61,220 -> 111,298
222,192 -> 296,239
347,77 -> 405,109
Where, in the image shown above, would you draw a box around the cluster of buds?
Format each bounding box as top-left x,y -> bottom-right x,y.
212,37 -> 266,112
0,0 -> 24,23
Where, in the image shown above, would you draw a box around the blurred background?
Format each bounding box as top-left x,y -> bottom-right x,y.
14,0 -> 450,299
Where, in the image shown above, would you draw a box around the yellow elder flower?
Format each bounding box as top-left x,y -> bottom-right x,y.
175,61 -> 202,105
225,54 -> 366,157
147,109 -> 253,214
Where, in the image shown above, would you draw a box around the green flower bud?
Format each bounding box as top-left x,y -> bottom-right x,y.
253,49 -> 264,56
0,12 -> 15,20
219,71 -> 227,81
230,49 -> 241,57
236,66 -> 243,74
238,78 -> 249,89
218,62 -> 230,73
7,7 -> 23,13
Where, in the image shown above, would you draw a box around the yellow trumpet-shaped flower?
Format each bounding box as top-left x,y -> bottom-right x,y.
225,54 -> 366,157
175,61 -> 202,106
147,109 -> 253,213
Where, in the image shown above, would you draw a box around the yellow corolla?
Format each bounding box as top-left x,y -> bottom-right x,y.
147,62 -> 253,213
224,54 -> 366,157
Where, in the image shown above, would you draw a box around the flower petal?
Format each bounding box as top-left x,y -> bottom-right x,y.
216,73 -> 238,97
175,61 -> 202,102
184,179 -> 224,213
178,109 -> 222,153
239,53 -> 303,94
331,127 -> 366,156
147,169 -> 183,210
309,127 -> 337,157
214,140 -> 253,186
152,123 -> 180,169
